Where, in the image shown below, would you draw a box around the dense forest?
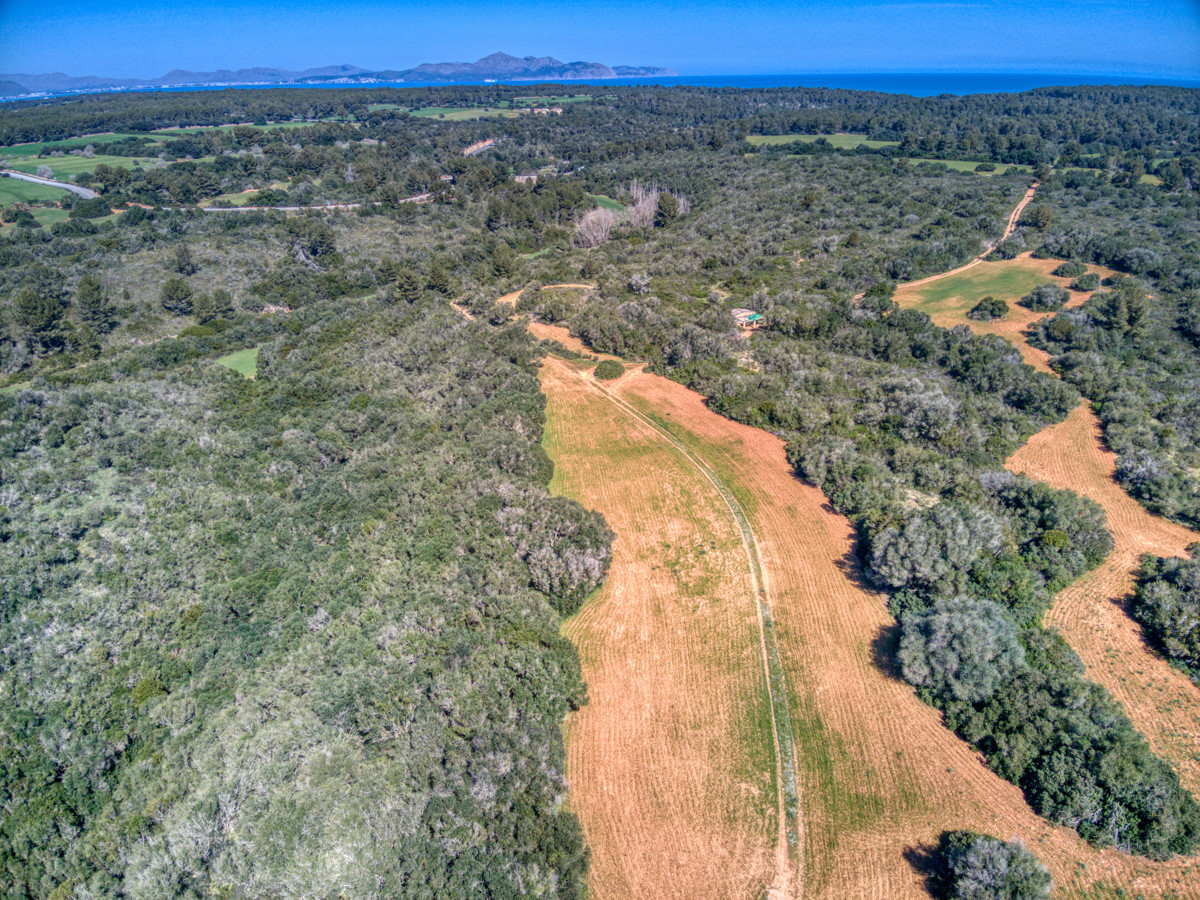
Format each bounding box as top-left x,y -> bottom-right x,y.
2,81 -> 1199,895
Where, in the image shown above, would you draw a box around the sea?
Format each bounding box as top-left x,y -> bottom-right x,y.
13,72 -> 1200,102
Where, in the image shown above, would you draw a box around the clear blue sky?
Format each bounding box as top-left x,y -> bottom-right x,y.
0,0 -> 1197,78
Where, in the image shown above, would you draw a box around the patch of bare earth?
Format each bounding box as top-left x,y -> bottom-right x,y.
1007,404 -> 1200,795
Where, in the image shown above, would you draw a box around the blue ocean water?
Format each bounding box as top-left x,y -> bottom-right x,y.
17,72 -> 1200,102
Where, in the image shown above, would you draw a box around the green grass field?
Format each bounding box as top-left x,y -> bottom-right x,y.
902,263 -> 1055,317
410,106 -> 520,121
0,177 -> 67,204
4,154 -> 162,178
0,205 -> 71,235
512,94 -> 593,105
202,189 -> 262,208
367,103 -> 407,112
217,346 -> 259,378
0,133 -> 152,157
152,121 -> 327,137
908,158 -> 1031,174
747,133 -> 899,150
588,193 -> 626,211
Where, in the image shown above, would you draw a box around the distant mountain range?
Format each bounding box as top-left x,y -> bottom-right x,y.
0,53 -> 678,98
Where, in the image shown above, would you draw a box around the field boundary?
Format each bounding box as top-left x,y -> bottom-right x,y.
560,361 -> 804,900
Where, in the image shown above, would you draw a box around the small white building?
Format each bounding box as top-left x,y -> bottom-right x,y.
731,308 -> 764,327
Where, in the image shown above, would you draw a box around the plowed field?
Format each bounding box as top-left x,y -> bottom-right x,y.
541,354 -> 1200,898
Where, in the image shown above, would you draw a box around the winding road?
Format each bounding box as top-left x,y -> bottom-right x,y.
2,168 -> 98,199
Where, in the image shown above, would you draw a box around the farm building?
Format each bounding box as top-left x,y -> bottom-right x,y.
731,308 -> 763,327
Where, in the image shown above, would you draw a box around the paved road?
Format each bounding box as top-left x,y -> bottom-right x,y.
2,169 -> 98,199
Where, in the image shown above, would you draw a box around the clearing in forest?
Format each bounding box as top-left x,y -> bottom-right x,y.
893,252 -> 1111,372
541,349 -> 1200,899
896,253 -> 1200,802
216,346 -> 259,378
746,134 -> 899,150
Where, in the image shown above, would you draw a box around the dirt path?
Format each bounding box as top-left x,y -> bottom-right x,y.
580,364 -> 804,900
542,356 -> 780,900
898,183 -> 1039,291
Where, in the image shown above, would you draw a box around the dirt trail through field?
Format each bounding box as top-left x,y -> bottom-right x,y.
542,356 -> 781,900
894,251 -> 1200,799
542,356 -> 1200,899
898,183 -> 1040,291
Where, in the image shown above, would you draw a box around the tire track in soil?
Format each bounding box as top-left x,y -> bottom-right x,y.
547,357 -> 803,899
601,366 -> 1200,899
541,356 -> 780,900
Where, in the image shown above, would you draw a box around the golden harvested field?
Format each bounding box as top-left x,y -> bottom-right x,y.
541,350 -> 1200,898
541,356 -> 780,900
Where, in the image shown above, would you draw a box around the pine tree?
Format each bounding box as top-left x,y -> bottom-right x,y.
75,275 -> 117,334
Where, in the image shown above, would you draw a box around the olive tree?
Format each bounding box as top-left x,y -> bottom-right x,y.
899,597 -> 1027,703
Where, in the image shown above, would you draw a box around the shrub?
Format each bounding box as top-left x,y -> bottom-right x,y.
160,277 -> 194,315
869,502 -> 1003,599
1019,283 -> 1069,312
1070,273 -> 1100,291
1132,547 -> 1200,679
974,162 -> 997,173
967,296 -> 1008,320
1051,261 -> 1087,279
934,830 -> 1052,900
899,597 -> 1026,702
594,359 -> 624,380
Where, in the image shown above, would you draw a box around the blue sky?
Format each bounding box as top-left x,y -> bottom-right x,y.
0,0 -> 1197,78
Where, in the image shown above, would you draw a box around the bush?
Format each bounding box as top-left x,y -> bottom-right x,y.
1018,283 -> 1069,312
160,277 -> 194,315
1132,547 -> 1200,679
934,830 -> 1052,900
899,597 -> 1026,702
974,162 -> 997,173
966,296 -> 1008,320
68,196 -> 111,219
594,359 -> 624,380
1051,261 -> 1087,279
1069,272 -> 1100,291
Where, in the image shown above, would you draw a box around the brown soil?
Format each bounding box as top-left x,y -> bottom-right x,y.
543,355 -> 1200,899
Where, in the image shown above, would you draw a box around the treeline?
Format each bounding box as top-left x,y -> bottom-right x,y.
0,292 -> 610,898
1025,170 -> 1200,529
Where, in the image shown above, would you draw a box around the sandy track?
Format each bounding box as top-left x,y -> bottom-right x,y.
544,355 -> 1200,897
897,184 -> 1040,292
